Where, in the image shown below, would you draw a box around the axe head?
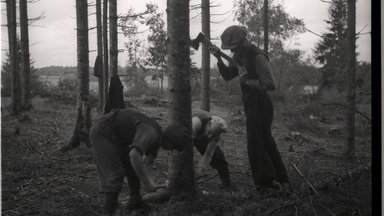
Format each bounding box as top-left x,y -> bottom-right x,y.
190,32 -> 207,50
190,37 -> 200,50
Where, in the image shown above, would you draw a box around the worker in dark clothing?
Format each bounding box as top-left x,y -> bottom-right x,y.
192,109 -> 231,188
88,108 -> 189,215
209,25 -> 289,192
104,76 -> 125,114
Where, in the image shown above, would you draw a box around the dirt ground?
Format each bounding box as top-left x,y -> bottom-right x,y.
2,97 -> 372,216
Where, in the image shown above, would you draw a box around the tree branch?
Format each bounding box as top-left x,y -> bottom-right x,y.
356,24 -> 368,35
304,27 -> 323,37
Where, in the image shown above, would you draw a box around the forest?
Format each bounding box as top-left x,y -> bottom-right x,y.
2,0 -> 374,216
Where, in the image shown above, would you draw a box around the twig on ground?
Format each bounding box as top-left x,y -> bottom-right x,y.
319,203 -> 336,216
197,173 -> 218,184
309,195 -> 319,216
291,163 -> 320,196
24,142 -> 41,155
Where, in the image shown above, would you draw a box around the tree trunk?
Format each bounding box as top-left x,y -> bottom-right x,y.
109,0 -> 118,77
277,52 -> 284,96
103,0 -> 109,109
19,0 -> 32,111
263,0 -> 269,55
96,0 -> 104,111
7,0 -> 21,115
166,0 -> 195,197
61,0 -> 91,152
200,0 -> 210,111
345,0 -> 356,156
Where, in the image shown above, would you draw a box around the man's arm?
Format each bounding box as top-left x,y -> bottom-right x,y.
209,45 -> 238,81
217,58 -> 239,81
129,123 -> 159,192
197,136 -> 220,174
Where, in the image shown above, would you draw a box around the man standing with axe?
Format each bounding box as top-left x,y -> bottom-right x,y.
193,25 -> 289,192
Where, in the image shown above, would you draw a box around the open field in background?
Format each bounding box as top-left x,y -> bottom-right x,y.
1,92 -> 372,215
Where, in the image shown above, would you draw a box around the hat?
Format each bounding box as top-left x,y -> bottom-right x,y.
210,116 -> 227,133
220,25 -> 247,50
162,123 -> 190,151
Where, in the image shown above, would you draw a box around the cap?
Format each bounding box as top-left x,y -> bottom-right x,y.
210,115 -> 227,133
220,25 -> 247,50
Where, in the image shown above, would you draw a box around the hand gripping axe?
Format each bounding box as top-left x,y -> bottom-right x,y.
190,32 -> 247,77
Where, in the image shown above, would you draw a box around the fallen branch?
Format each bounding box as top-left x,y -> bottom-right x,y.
312,166 -> 370,191
291,163 -> 320,196
309,195 -> 319,216
197,173 -> 218,184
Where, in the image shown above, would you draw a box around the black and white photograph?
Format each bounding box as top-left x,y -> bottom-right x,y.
1,0 -> 375,215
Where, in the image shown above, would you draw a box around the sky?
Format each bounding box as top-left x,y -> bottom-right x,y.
0,0 -> 372,68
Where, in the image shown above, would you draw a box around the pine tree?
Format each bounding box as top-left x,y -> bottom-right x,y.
200,0 -> 210,111
20,0 -> 32,110
166,0 -> 195,197
61,0 -> 91,152
314,0 -> 348,89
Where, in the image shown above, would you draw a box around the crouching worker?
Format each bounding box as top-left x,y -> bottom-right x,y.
192,109 -> 231,188
89,108 -> 189,215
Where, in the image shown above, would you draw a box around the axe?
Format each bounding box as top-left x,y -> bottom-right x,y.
190,32 -> 247,77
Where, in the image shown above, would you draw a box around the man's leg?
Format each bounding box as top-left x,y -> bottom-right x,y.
263,95 -> 289,184
244,94 -> 277,187
91,125 -> 124,215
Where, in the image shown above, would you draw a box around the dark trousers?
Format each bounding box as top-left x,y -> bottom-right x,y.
91,118 -> 142,204
194,138 -> 229,174
242,91 -> 288,186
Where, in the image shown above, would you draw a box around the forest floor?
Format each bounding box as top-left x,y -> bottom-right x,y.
2,96 -> 372,216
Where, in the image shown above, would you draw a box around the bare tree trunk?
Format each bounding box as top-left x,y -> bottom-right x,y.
61,0 -> 91,152
109,0 -> 118,77
96,0 -> 104,111
19,0 -> 32,111
7,0 -> 21,115
200,0 -> 210,111
345,0 -> 356,156
277,51 -> 285,95
166,0 -> 195,197
263,0 -> 269,55
103,0 -> 109,109
161,62 -> 164,91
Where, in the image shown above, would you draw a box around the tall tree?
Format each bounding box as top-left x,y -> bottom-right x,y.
145,5 -> 167,90
314,0 -> 348,89
166,0 -> 195,197
345,0 -> 356,156
120,4 -> 157,68
200,0 -> 210,111
103,0 -> 109,108
96,0 -> 104,111
234,0 -> 304,56
6,0 -> 21,114
263,0 -> 269,54
19,0 -> 32,110
61,0 -> 91,152
109,0 -> 118,77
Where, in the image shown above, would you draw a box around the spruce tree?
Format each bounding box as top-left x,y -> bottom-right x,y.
314,0 -> 349,90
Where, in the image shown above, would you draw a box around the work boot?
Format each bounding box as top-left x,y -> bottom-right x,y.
218,167 -> 232,188
102,192 -> 119,216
